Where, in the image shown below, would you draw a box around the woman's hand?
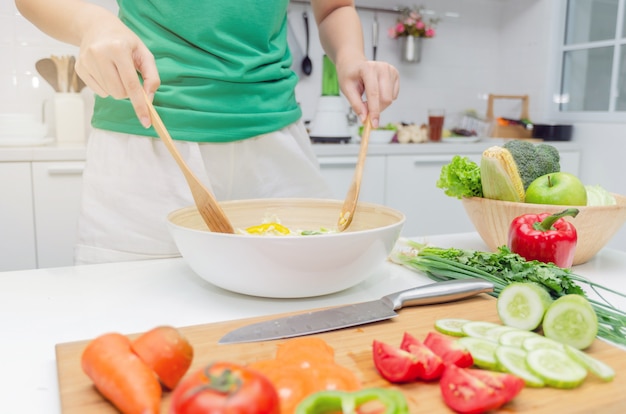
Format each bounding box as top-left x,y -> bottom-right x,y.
75,15 -> 160,128
15,0 -> 159,128
311,1 -> 400,128
336,59 -> 400,129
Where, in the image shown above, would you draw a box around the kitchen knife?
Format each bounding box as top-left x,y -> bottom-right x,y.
219,278 -> 493,344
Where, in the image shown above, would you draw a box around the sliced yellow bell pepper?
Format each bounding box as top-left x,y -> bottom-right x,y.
245,222 -> 291,235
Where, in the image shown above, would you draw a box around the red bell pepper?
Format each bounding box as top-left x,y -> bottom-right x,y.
507,208 -> 579,268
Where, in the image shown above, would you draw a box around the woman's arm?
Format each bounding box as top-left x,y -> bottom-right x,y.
15,0 -> 158,127
311,0 -> 399,128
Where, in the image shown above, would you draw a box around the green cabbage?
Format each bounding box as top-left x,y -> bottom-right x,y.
585,185 -> 616,206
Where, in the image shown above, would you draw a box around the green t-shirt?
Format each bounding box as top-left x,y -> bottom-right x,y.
92,0 -> 301,142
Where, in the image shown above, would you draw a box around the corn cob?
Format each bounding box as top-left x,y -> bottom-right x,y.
480,146 -> 525,202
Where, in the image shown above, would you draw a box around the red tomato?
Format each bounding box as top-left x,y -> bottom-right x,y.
169,362 -> 280,414
131,325 -> 194,390
399,332 -> 445,380
372,340 -> 422,383
468,368 -> 525,399
439,364 -> 525,414
423,331 -> 474,368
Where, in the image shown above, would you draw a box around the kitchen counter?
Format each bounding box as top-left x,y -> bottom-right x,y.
0,139 -> 581,162
0,232 -> 624,413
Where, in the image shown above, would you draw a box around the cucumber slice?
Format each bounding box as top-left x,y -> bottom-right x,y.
498,330 -> 540,348
495,345 -> 545,387
483,325 -> 518,342
564,345 -> 615,382
497,282 -> 553,330
526,348 -> 587,389
457,336 -> 499,370
542,294 -> 598,350
434,318 -> 471,337
461,321 -> 501,342
522,335 -> 565,352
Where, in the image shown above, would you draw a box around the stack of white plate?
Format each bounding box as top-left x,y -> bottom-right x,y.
0,113 -> 51,146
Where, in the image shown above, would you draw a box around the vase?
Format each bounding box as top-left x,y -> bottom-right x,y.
401,36 -> 422,63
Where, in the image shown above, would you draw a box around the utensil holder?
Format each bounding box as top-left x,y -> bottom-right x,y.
54,92 -> 85,143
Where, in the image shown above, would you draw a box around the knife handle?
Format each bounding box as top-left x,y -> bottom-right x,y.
383,279 -> 494,310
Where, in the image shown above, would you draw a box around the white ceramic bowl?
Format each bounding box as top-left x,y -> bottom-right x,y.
368,130 -> 396,144
167,198 -> 405,298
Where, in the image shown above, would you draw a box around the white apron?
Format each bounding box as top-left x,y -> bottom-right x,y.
74,121 -> 332,264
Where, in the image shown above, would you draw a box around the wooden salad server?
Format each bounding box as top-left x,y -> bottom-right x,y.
338,115 -> 372,231
143,91 -> 234,233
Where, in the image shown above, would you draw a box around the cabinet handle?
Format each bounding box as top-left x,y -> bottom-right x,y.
47,164 -> 85,175
318,157 -> 358,168
412,155 -> 460,165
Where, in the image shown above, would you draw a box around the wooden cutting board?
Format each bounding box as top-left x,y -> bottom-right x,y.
56,295 -> 626,413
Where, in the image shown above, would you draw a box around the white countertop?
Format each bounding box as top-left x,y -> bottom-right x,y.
1,232 -> 623,413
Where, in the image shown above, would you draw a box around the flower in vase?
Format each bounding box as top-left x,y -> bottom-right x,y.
388,6 -> 439,38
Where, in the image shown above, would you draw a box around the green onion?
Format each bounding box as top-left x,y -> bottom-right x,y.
390,239 -> 626,347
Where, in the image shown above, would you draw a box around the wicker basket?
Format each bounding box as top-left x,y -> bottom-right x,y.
487,94 -> 533,139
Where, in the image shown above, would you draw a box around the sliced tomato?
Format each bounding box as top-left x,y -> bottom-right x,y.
423,331 -> 474,368
399,332 -> 444,380
439,364 -> 524,414
468,368 -> 525,400
130,325 -> 193,390
372,340 -> 422,383
170,362 -> 280,414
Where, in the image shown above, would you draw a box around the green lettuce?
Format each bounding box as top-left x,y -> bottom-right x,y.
437,155 -> 483,199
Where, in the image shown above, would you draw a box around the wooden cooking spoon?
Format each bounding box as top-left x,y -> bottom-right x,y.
143,91 -> 234,233
338,115 -> 372,232
36,58 -> 59,92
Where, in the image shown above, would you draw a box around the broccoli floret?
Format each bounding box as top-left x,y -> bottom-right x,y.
536,143 -> 561,175
503,140 -> 560,189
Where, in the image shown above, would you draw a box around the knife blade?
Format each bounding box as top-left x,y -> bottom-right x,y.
219,278 -> 493,344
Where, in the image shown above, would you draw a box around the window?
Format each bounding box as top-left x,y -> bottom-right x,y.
555,0 -> 626,120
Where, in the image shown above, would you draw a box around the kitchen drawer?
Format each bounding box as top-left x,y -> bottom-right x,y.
0,163 -> 37,271
31,161 -> 84,268
317,155 -> 386,205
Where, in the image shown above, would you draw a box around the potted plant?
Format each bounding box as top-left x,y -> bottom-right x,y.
388,6 -> 439,63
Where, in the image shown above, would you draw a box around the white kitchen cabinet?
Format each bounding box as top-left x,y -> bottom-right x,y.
0,163 -> 37,271
317,155 -> 386,204
385,154 -> 483,237
31,161 -> 84,268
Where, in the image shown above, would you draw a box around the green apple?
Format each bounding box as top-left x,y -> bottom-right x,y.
525,172 -> 588,206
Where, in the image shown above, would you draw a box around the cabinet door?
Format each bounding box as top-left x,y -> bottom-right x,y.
32,162 -> 84,268
559,150 -> 580,176
0,163 -> 37,270
318,156 -> 386,204
386,154 -> 481,237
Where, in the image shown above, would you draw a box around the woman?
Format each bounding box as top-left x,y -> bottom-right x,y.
15,0 -> 400,264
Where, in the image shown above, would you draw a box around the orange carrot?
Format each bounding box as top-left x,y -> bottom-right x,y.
81,332 -> 161,414
131,326 -> 193,390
